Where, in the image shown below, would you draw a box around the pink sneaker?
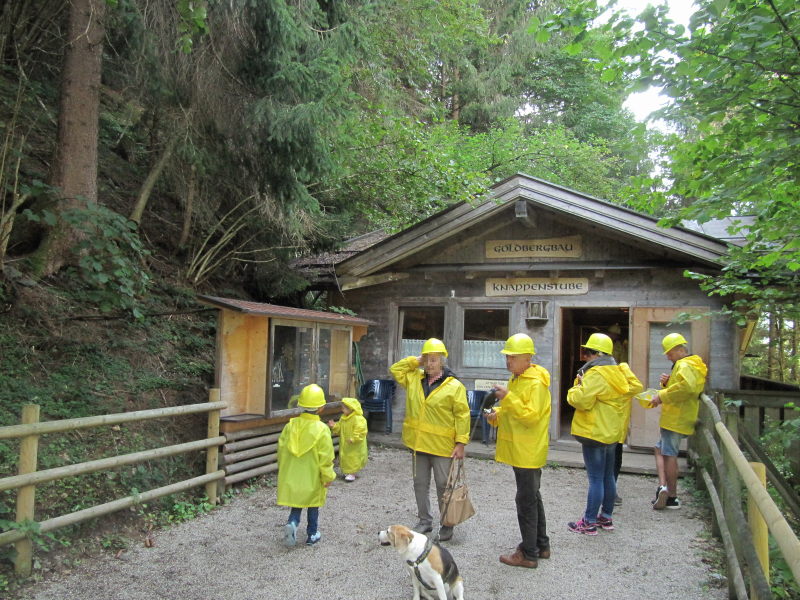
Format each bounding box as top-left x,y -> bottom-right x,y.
567,518 -> 598,535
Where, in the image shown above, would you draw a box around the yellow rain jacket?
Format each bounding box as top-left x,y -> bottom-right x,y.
491,364 -> 551,469
277,413 -> 336,508
331,398 -> 368,475
567,362 -> 643,445
391,357 -> 470,457
658,354 -> 708,435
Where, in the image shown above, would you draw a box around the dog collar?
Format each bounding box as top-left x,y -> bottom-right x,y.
406,537 -> 436,591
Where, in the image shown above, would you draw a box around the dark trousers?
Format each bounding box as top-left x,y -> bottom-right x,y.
513,467 -> 549,560
614,442 -> 623,481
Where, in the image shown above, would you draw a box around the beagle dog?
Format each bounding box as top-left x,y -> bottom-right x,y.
378,524 -> 465,600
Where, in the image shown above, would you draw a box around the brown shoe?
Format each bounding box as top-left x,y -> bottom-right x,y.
538,547 -> 551,559
499,548 -> 538,569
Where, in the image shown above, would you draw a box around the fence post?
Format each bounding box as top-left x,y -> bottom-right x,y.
748,462 -> 769,598
205,389 -> 222,505
720,394 -> 745,597
14,404 -> 40,577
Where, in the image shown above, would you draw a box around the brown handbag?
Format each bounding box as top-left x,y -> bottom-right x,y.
441,458 -> 476,527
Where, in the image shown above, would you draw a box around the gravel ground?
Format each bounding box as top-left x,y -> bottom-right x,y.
17,446 -> 726,600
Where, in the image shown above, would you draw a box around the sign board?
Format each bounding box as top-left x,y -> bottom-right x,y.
486,235 -> 582,259
474,379 -> 507,391
485,277 -> 589,296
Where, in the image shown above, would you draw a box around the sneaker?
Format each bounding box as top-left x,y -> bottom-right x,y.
665,497 -> 681,510
283,522 -> 297,547
652,485 -> 668,510
306,531 -> 322,545
344,474 -> 356,482
596,515 -> 615,531
412,521 -> 433,534
567,518 -> 598,535
614,494 -> 622,506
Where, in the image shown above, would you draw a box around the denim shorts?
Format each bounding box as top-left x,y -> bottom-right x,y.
655,428 -> 687,457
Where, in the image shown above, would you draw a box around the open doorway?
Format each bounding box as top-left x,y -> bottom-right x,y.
558,307 -> 630,438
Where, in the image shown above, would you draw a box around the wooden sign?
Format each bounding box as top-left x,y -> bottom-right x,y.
486,235 -> 582,259
485,277 -> 589,296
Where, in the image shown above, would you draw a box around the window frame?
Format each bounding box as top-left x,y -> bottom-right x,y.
267,318 -> 353,416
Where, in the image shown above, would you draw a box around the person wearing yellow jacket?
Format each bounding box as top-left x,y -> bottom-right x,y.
565,333 -> 642,535
277,384 -> 336,547
650,333 -> 708,510
390,338 -> 470,542
485,333 -> 551,569
327,397 -> 368,482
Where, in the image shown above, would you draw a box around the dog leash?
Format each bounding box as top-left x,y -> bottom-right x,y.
406,537 -> 437,592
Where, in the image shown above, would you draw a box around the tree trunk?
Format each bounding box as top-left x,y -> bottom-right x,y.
34,0 -> 105,276
178,164 -> 196,251
767,311 -> 777,380
129,134 -> 179,226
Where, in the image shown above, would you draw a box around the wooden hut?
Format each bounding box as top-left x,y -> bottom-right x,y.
309,173 -> 751,448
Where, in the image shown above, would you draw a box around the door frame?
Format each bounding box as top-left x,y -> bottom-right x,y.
628,307 -> 710,449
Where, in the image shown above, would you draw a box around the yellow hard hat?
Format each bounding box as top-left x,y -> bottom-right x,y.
581,333 -> 614,355
501,333 -> 535,355
421,338 -> 448,357
297,384 -> 326,408
662,333 -> 688,354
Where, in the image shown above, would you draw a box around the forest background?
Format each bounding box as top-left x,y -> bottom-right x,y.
0,0 -> 798,592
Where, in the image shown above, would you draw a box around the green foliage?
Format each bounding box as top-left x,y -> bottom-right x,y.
541,0 -> 800,322
769,536 -> 800,599
760,410 -> 800,490
41,202 -> 151,318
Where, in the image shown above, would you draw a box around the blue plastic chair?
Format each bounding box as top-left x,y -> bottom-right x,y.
359,379 -> 396,433
466,390 -> 492,444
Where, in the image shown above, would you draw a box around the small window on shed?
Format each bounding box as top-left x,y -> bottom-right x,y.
400,306 -> 444,357
463,308 -> 508,368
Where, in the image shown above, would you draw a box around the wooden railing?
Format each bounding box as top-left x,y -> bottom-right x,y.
688,393 -> 800,599
0,392 -> 226,577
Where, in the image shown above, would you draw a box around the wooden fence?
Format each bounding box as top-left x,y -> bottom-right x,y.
0,393 -> 227,577
688,393 -> 800,600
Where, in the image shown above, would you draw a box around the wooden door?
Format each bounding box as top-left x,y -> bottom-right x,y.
628,307 -> 710,448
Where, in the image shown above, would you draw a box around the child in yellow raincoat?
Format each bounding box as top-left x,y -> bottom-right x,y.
277,384 -> 336,546
327,397 -> 368,481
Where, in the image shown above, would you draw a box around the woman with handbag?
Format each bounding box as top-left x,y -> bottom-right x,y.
390,338 -> 471,542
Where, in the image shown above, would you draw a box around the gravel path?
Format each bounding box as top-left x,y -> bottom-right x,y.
18,446 -> 726,600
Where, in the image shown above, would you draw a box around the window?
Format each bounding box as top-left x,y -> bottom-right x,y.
399,306 -> 444,357
268,322 -> 352,413
462,308 -> 509,368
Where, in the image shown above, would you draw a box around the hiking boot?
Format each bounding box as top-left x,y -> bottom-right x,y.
665,497 -> 681,510
306,531 -> 322,545
499,548 -> 537,569
652,485 -> 668,510
437,526 -> 453,542
596,515 -> 615,531
567,518 -> 598,535
538,547 -> 551,559
412,521 -> 433,534
283,521 -> 297,547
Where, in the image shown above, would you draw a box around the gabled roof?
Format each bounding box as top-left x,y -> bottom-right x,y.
337,173 -> 733,280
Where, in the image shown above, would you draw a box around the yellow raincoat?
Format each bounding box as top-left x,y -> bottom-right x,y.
277,413 -> 336,508
658,354 -> 708,435
491,364 -> 551,469
391,357 -> 470,457
331,398 -> 368,475
567,363 -> 643,444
